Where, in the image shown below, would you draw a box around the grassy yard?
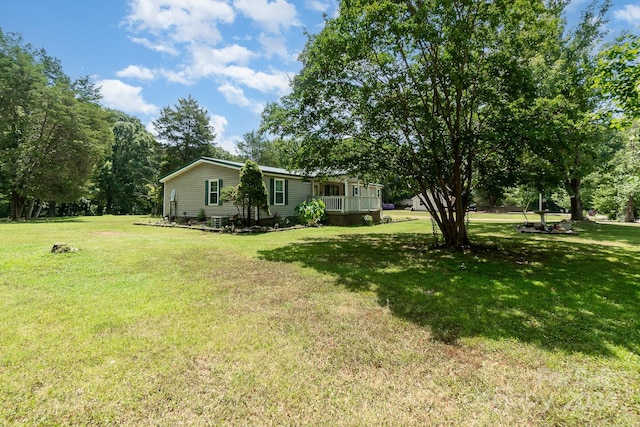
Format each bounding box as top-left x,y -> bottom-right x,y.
0,214 -> 638,425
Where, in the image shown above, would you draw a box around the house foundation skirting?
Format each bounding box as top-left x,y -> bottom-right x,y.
325,210 -> 381,226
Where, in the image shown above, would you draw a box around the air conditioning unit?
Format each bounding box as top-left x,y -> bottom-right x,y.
210,216 -> 229,228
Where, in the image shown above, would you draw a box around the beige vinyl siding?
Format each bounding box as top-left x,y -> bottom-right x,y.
162,162 -> 312,219
264,174 -> 312,218
163,163 -> 242,218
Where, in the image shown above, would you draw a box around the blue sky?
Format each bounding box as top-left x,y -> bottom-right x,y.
1,1 -> 638,154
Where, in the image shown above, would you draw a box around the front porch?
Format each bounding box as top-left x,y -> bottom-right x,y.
318,196 -> 382,213
312,177 -> 383,213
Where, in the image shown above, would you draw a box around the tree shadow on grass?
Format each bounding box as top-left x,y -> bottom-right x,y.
258,227 -> 640,357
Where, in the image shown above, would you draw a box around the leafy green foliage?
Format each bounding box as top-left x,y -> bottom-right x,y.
235,130 -> 283,167
513,1 -> 612,220
92,112 -> 161,215
236,160 -> 270,225
0,30 -> 112,219
264,0 -> 564,247
295,198 -> 326,226
595,33 -> 640,124
153,95 -> 219,174
592,123 -> 640,221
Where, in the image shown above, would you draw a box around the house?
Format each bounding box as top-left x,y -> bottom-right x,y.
159,157 -> 384,225
411,192 -> 450,212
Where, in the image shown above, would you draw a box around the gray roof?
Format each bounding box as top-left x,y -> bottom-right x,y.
159,157 -> 305,183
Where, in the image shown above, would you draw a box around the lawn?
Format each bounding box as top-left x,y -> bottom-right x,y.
0,214 -> 638,425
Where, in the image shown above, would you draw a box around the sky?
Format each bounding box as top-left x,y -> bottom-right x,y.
0,0 -> 639,154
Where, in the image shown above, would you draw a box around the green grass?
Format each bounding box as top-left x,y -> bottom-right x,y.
0,215 -> 638,425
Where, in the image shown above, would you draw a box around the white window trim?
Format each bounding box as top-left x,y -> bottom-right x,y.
274,178 -> 285,205
209,179 -> 220,205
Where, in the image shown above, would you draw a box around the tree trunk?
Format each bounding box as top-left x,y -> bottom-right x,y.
26,198 -> 36,219
439,219 -> 468,248
10,193 -> 26,220
34,201 -> 43,218
624,195 -> 635,222
49,201 -> 57,217
566,178 -> 584,221
570,195 -> 584,221
105,195 -> 113,215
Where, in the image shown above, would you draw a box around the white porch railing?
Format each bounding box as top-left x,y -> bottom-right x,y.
318,196 -> 381,213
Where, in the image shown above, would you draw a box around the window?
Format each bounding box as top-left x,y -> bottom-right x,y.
270,178 -> 288,205
205,179 -> 223,206
209,180 -> 219,205
274,178 -> 285,205
324,184 -> 341,196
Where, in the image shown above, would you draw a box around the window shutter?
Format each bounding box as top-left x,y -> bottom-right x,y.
218,179 -> 223,205
205,180 -> 209,205
285,179 -> 289,205
270,178 -> 275,205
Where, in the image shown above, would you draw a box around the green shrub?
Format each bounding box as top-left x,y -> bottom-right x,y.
363,214 -> 374,226
196,208 -> 207,222
295,199 -> 326,226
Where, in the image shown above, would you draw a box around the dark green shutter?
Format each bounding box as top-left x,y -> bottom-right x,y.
270,178 -> 275,205
204,180 -> 209,205
218,179 -> 223,205
285,179 -> 289,205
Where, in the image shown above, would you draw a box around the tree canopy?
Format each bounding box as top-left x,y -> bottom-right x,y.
514,1 -> 612,220
595,33 -> 640,124
0,29 -> 113,219
92,111 -> 161,215
236,130 -> 283,167
235,160 -> 270,225
264,0 -> 563,247
153,95 -> 218,175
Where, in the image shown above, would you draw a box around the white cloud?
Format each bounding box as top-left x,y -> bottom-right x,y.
122,0 -> 295,113
219,83 -> 251,107
126,0 -> 236,46
183,44 -> 291,94
233,0 -> 300,33
218,83 -> 265,114
116,65 -> 157,81
220,65 -> 291,95
129,36 -> 179,55
183,44 -> 257,81
97,79 -> 159,115
258,34 -> 292,60
613,4 -> 640,26
307,0 -> 330,12
194,44 -> 256,67
209,114 -> 241,152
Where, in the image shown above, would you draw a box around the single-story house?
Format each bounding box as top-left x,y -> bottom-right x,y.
159,157 -> 384,225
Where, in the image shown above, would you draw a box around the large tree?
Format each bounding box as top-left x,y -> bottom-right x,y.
235,160 -> 270,225
592,33 -> 640,221
265,0 -> 560,247
154,95 -> 218,174
595,33 -> 640,123
236,130 -> 283,167
592,123 -> 640,222
92,112 -> 161,215
516,1 -> 612,221
0,30 -> 112,219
